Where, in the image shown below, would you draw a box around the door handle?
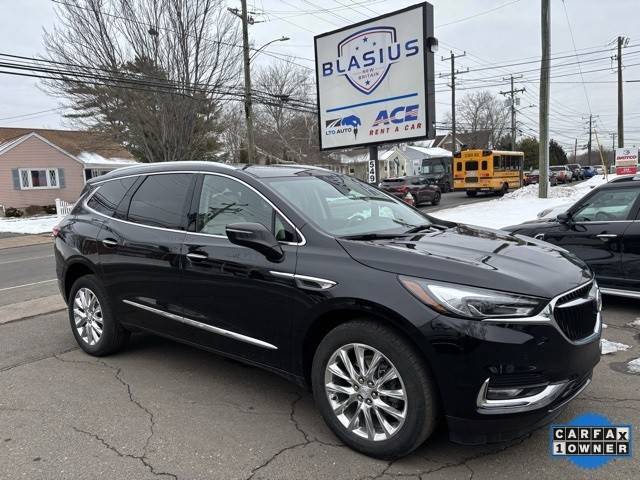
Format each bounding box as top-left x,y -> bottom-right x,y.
186,252 -> 208,262
102,238 -> 118,248
596,234 -> 618,240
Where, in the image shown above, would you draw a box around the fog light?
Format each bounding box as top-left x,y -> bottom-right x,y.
486,387 -> 524,400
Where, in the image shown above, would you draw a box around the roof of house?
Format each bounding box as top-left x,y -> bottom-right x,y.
435,130 -> 492,149
0,127 -> 133,159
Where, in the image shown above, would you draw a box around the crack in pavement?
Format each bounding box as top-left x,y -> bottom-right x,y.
0,347 -> 78,372
54,354 -> 177,480
71,425 -> 177,480
245,391 -> 346,480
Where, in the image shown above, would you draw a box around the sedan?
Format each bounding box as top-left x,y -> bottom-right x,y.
524,169 -> 558,186
380,176 -> 441,206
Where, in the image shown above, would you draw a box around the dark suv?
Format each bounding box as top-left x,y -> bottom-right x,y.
380,175 -> 441,205
55,162 -> 601,459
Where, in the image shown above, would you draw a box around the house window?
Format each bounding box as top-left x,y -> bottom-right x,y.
19,168 -> 60,189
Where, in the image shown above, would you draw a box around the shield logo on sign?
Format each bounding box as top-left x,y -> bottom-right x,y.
337,26 -> 397,95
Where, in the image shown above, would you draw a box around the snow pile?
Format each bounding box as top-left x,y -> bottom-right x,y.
77,151 -> 137,165
627,358 -> 640,374
600,339 -> 631,355
431,175 -> 613,230
626,318 -> 640,328
0,215 -> 59,234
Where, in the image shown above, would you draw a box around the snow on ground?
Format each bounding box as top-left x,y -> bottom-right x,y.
626,318 -> 640,328
431,175 -> 613,230
627,358 -> 640,374
600,339 -> 631,355
0,215 -> 58,234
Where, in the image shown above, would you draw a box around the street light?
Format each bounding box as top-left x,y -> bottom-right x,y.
249,36 -> 290,62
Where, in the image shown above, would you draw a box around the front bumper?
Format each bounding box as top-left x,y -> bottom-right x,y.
419,282 -> 602,444
448,371 -> 592,444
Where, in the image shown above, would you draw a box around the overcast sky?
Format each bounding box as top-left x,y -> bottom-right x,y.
2,0 -> 640,152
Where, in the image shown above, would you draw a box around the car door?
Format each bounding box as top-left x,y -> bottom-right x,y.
620,200 -> 640,292
97,172 -> 196,331
544,186 -> 640,287
180,173 -> 303,369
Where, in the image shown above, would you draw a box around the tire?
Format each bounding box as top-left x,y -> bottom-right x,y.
67,274 -> 129,356
431,191 -> 441,205
497,183 -> 508,196
466,190 -> 477,197
311,320 -> 438,459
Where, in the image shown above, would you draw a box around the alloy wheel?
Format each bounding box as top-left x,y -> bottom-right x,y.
73,287 -> 104,346
324,343 -> 408,441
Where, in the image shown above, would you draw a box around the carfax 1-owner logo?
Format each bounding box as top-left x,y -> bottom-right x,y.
551,413 -> 633,469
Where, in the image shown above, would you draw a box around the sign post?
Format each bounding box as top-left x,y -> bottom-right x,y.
314,2 -> 436,183
615,148 -> 638,175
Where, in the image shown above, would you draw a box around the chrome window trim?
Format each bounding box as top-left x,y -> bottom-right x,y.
122,299 -> 277,350
84,170 -> 306,246
481,280 -> 601,345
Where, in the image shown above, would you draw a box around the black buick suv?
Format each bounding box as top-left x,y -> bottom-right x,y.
54,162 -> 601,459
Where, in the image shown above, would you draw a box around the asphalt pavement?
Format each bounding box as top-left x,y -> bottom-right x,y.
0,298 -> 638,479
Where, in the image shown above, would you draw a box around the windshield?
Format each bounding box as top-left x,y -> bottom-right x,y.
550,166 -> 563,171
421,163 -> 445,174
267,174 -> 431,237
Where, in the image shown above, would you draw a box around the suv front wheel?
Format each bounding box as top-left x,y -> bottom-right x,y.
311,320 -> 438,459
68,275 -> 130,356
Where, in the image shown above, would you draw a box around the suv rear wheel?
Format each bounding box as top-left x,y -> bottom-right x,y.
68,275 -> 129,356
311,320 -> 437,459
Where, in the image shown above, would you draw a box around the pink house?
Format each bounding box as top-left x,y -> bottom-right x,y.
0,128 -> 136,211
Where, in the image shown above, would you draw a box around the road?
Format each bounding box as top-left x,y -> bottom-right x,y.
418,190 -> 498,214
0,239 -> 638,479
0,242 -> 58,306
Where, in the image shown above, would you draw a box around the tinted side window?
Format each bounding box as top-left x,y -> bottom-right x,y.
197,175 -> 274,236
481,160 -> 488,170
87,177 -> 137,215
127,174 -> 192,229
572,188 -> 640,222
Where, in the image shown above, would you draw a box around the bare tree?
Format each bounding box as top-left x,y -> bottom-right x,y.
251,59 -> 328,165
44,0 -> 240,162
444,90 -> 509,148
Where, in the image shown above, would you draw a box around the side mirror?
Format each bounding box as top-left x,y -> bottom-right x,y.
226,222 -> 284,262
557,212 -> 572,224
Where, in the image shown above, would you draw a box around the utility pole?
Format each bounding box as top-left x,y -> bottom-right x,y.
229,1 -> 257,164
610,132 -> 617,168
573,138 -> 577,161
587,114 -> 592,166
440,51 -> 467,152
539,0 -> 550,198
615,36 -> 628,148
500,75 -> 525,150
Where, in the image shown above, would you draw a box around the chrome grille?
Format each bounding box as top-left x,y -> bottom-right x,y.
553,282 -> 598,341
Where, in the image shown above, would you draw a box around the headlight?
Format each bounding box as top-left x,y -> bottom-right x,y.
399,276 -> 546,319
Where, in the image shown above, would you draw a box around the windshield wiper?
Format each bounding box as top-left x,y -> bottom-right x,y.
403,223 -> 435,233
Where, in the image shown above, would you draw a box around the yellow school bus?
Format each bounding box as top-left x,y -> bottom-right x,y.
453,149 -> 524,197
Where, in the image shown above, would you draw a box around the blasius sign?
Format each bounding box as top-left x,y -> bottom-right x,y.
314,3 -> 435,150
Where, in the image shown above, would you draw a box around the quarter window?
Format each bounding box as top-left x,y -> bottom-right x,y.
196,175 -> 295,240
572,188 -> 640,222
127,174 -> 192,229
87,177 -> 137,216
19,168 -> 59,189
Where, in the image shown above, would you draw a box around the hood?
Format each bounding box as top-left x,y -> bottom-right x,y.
338,225 -> 592,299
